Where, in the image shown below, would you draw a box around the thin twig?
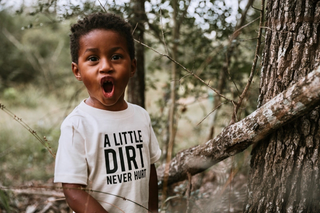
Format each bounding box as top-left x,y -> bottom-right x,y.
134,38 -> 233,102
159,8 -> 169,55
251,5 -> 262,11
1,185 -> 150,212
186,172 -> 192,213
132,22 -> 139,35
224,0 -> 258,98
0,103 -> 55,157
230,17 -> 260,41
230,0 -> 265,124
97,0 -> 107,12
197,103 -> 223,126
237,37 -> 259,42
193,44 -> 224,76
179,73 -> 193,82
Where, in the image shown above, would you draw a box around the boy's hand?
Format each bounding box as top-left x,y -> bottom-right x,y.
62,183 -> 109,213
148,164 -> 158,213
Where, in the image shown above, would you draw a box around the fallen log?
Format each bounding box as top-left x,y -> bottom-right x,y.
4,188 -> 64,197
157,66 -> 320,187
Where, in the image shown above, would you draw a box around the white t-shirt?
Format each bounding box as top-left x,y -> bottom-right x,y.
54,100 -> 161,213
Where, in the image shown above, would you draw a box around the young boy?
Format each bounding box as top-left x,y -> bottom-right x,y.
54,13 -> 161,213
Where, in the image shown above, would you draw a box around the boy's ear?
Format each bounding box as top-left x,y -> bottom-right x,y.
72,62 -> 82,81
130,59 -> 137,78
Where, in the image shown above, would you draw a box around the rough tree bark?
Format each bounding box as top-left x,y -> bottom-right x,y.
157,67 -> 320,187
244,0 -> 320,212
127,0 -> 146,108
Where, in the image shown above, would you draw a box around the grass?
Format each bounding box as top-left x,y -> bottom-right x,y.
0,84 -> 87,186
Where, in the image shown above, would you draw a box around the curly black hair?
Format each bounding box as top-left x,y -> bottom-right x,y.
70,13 -> 135,63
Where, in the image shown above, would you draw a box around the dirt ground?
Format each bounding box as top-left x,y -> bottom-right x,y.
161,161 -> 248,213
1,159 -> 249,213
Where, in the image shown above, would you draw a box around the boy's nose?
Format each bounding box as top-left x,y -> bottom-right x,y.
99,59 -> 112,73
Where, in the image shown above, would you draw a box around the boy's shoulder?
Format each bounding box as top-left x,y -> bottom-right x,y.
127,102 -> 147,112
60,102 -> 87,127
127,102 -> 151,118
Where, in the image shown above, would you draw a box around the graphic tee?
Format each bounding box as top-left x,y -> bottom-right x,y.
54,100 -> 161,213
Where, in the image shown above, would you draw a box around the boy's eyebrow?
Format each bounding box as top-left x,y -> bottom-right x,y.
109,47 -> 123,52
83,47 -> 124,54
84,48 -> 99,54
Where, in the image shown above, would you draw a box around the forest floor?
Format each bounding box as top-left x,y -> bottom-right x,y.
1,81 -> 251,213
1,157 -> 250,213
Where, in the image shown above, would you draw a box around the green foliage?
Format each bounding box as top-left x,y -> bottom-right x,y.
0,11 -> 36,88
0,1 -> 260,201
0,189 -> 11,212
21,24 -> 72,89
142,0 -> 261,153
0,96 -> 64,186
0,116 -> 57,185
2,86 -> 39,108
0,80 -> 87,186
0,10 -> 74,92
3,88 -> 17,101
144,0 -> 260,97
58,1 -> 105,19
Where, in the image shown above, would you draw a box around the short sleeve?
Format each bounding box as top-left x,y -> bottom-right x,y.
54,122 -> 88,185
148,118 -> 161,164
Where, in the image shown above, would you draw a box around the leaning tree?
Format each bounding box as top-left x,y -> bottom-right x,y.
244,0 -> 320,212
157,0 -> 320,212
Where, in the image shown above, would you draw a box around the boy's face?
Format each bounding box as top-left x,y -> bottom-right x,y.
72,29 -> 136,111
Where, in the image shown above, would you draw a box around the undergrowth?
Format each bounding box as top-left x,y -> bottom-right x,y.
0,85 -> 85,186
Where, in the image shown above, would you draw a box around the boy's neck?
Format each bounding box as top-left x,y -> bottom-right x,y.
84,97 -> 128,111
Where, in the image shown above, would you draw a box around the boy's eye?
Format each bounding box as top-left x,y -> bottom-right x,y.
88,56 -> 98,61
112,55 -> 122,60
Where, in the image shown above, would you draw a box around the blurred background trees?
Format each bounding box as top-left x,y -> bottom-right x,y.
0,0 -> 262,212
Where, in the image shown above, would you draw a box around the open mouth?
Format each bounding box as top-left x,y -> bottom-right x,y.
101,78 -> 114,96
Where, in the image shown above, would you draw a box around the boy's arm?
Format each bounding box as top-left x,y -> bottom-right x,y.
62,183 -> 109,213
148,164 -> 158,213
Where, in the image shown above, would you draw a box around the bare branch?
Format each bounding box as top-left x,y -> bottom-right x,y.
230,0 -> 265,124
196,103 -> 223,126
157,66 -> 320,187
132,22 -> 139,35
97,0 -> 107,12
0,104 -> 55,158
251,5 -> 262,12
159,8 -> 170,55
223,0 -> 256,95
230,17 -> 260,41
134,38 -> 233,102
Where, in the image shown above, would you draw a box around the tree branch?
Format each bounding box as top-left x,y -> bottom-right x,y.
157,66 -> 320,187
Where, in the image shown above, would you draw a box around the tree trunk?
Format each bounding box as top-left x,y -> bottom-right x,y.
244,0 -> 320,212
127,0 -> 146,108
162,0 -> 180,201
